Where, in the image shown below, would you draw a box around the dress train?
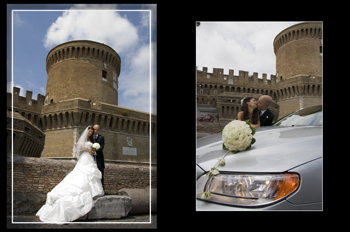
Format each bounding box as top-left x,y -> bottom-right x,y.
36,145 -> 104,222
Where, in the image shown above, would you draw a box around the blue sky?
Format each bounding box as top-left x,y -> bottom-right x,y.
7,4 -> 156,114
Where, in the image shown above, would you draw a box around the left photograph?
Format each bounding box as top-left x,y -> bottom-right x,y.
7,4 -> 157,228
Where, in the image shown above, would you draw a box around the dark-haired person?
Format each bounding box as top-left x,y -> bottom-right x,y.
36,126 -> 104,222
92,124 -> 105,187
237,97 -> 260,128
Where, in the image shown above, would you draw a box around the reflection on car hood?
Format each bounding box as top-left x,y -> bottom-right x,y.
196,126 -> 322,173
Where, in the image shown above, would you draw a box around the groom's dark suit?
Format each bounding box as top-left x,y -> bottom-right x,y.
94,134 -> 105,185
260,108 -> 274,126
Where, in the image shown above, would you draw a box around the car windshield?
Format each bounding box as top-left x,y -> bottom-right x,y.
273,105 -> 322,127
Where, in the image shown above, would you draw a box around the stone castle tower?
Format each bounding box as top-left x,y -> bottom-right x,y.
273,22 -> 322,117
45,40 -> 120,106
8,40 -> 156,164
197,22 -> 322,125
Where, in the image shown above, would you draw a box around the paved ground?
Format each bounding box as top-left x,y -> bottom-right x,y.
197,133 -> 210,139
7,213 -> 157,229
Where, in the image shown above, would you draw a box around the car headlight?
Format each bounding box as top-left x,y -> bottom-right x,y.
197,173 -> 299,207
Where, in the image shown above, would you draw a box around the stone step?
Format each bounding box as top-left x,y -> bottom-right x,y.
76,195 -> 132,221
117,188 -> 156,215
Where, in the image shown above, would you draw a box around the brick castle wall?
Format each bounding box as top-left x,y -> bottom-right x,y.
7,154 -> 156,215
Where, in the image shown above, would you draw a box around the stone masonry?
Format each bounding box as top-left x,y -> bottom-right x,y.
7,40 -> 156,162
197,22 -> 322,127
7,154 -> 156,216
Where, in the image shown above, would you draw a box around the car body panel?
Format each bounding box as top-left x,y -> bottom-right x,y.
196,157 -> 323,210
196,105 -> 323,210
197,126 -> 322,173
286,158 -> 322,204
196,195 -> 322,211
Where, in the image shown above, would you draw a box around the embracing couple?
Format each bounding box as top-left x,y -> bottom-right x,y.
36,124 -> 105,223
237,95 -> 274,128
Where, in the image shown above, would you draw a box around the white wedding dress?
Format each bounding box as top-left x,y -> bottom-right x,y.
36,141 -> 104,222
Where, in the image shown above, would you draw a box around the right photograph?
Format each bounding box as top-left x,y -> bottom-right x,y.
196,21 -> 322,211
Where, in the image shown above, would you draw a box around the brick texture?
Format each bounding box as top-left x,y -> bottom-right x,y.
7,154 -> 156,215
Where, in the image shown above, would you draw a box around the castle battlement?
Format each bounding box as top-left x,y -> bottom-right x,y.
196,22 -> 322,130
8,87 -> 45,115
197,65 -> 322,122
197,66 -> 277,87
8,86 -> 157,162
273,22 -> 322,55
8,86 -> 156,137
46,40 -> 121,76
45,40 -> 121,106
8,40 -> 156,164
273,22 -> 322,81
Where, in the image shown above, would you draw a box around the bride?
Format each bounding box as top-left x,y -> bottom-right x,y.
36,126 -> 104,222
237,97 -> 260,128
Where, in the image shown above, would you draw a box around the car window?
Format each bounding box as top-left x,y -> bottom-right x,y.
273,105 -> 322,127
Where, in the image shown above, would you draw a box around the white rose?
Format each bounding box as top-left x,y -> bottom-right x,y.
218,158 -> 225,166
227,129 -> 240,140
211,167 -> 220,176
238,133 -> 252,148
222,120 -> 253,152
92,143 -> 100,150
201,192 -> 212,199
225,140 -> 239,151
245,127 -> 253,135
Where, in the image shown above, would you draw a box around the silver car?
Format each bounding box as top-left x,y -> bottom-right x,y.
196,105 -> 322,211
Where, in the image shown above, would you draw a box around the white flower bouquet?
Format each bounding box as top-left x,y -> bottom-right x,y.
92,143 -> 101,151
201,120 -> 257,198
205,119 -> 256,177
222,119 -> 256,154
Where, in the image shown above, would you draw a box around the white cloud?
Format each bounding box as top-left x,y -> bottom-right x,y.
7,81 -> 25,97
42,5 -> 155,113
40,87 -> 46,95
196,22 -> 301,78
13,12 -> 26,27
7,81 -> 12,93
119,43 -> 152,112
43,10 -> 139,54
123,89 -> 139,98
140,11 -> 149,27
131,44 -> 149,72
69,4 -> 118,10
141,4 -> 156,30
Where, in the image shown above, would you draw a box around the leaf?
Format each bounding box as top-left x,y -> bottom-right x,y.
251,137 -> 256,145
206,172 -> 212,178
250,126 -> 256,135
222,143 -> 228,150
231,150 -> 238,154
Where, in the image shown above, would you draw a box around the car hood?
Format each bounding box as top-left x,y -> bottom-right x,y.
196,126 -> 322,173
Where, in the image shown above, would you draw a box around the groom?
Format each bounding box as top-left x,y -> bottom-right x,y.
257,95 -> 275,126
93,124 -> 105,186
